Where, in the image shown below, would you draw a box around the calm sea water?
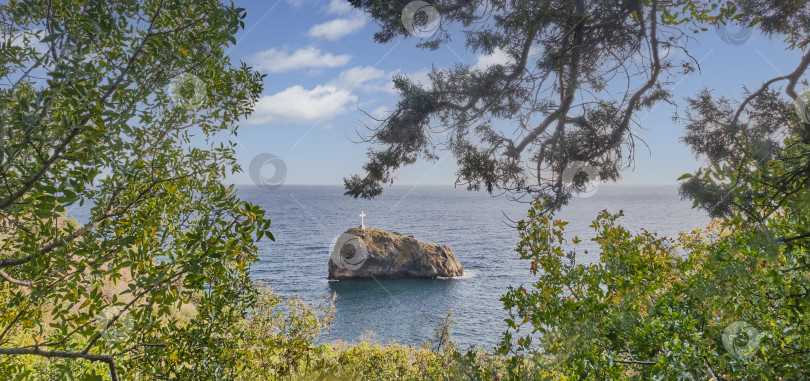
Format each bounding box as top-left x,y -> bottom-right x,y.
236,184 -> 710,350
64,184 -> 708,349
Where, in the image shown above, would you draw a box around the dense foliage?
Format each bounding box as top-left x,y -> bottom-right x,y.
0,0 -> 269,378
232,294 -> 516,381
342,0 -> 768,213
2,0 -> 807,379
497,18 -> 810,381
343,2 -> 810,377
500,190 -> 808,379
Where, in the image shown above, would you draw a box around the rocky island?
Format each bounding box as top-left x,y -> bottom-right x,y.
328,227 -> 464,280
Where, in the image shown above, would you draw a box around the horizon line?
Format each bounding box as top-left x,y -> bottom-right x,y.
230,182 -> 681,187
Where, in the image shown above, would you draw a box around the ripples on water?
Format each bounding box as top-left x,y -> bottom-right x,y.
64,185 -> 708,348
236,185 -> 709,349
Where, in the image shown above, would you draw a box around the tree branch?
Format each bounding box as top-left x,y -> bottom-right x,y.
0,347 -> 118,381
0,269 -> 32,287
0,0 -> 167,211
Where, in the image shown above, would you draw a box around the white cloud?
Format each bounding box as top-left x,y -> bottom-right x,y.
376,68 -> 432,94
249,47 -> 351,73
327,0 -> 354,14
243,66 -> 391,126
5,30 -> 48,54
329,66 -> 386,91
473,48 -> 512,70
473,46 -> 543,70
403,69 -> 432,88
244,85 -> 357,125
307,15 -> 366,41
370,106 -> 390,120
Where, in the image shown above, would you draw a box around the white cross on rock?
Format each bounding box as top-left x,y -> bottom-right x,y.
359,211 -> 366,229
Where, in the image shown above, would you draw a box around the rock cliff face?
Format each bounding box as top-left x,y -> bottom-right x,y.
328,227 -> 464,280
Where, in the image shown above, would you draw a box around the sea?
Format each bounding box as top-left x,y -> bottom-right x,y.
236,184 -> 711,350
64,184 -> 709,350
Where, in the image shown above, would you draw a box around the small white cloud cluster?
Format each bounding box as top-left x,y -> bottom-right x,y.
242,1 -> 438,127
241,0 -> 378,126
473,48 -> 511,70
249,47 -> 351,74
307,0 -> 367,41
247,85 -> 355,125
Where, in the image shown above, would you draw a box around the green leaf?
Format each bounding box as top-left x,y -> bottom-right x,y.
40,33 -> 60,43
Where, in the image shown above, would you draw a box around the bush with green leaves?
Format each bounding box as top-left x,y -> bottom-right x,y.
229,287 -> 337,380
0,0 -> 269,379
304,311 -> 519,381
498,133 -> 809,379
488,1 -> 810,378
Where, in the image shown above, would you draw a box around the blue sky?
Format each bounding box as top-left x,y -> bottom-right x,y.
222,0 -> 806,187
